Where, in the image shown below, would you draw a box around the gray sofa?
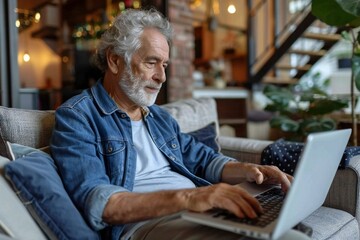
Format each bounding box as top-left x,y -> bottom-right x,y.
0,97 -> 359,239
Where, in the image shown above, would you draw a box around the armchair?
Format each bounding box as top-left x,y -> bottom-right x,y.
0,97 -> 359,239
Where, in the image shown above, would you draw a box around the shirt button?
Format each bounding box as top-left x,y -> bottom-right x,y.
169,156 -> 175,160
171,144 -> 177,148
121,113 -> 127,118
107,147 -> 113,153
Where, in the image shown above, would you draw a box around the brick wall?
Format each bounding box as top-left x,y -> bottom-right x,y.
167,0 -> 194,102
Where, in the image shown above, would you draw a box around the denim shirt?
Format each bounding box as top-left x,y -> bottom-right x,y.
50,80 -> 234,239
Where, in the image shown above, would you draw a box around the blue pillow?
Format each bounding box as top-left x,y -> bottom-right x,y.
4,151 -> 100,239
188,122 -> 220,152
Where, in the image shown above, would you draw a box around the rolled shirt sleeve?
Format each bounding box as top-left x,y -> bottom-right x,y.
85,185 -> 128,230
204,156 -> 235,183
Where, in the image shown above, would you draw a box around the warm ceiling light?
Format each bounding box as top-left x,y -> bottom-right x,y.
23,52 -> 30,62
15,19 -> 20,28
34,12 -> 41,23
227,4 -> 236,14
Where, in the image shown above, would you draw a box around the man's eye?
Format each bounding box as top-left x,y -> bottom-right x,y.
163,64 -> 168,69
146,62 -> 156,68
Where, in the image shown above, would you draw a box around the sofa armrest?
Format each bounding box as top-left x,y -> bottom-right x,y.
218,136 -> 272,164
324,155 -> 360,223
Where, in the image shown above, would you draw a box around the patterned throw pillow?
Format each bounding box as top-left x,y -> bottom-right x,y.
261,139 -> 360,175
261,139 -> 303,175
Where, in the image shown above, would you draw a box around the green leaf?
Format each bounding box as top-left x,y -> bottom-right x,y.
269,116 -> 299,133
357,31 -> 360,47
269,116 -> 288,128
319,118 -> 337,130
300,118 -> 336,136
336,0 -> 360,17
354,55 -> 360,91
349,16 -> 360,27
300,88 -> 327,102
301,121 -> 322,134
280,120 -> 299,133
307,99 -> 348,115
263,85 -> 293,107
264,104 -> 279,112
312,0 -> 358,26
341,30 -> 352,42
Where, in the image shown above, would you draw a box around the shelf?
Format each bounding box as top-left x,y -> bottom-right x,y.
193,87 -> 248,99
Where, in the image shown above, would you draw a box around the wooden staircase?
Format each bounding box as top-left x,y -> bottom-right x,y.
248,2 -> 342,86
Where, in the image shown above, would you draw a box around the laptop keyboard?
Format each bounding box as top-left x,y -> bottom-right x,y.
211,187 -> 285,227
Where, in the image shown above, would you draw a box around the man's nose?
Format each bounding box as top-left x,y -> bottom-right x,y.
153,65 -> 166,83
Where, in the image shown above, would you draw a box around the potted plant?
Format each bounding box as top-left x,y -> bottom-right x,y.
312,0 -> 360,145
263,73 -> 348,142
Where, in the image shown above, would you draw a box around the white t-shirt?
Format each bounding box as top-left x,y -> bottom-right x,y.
131,119 -> 196,192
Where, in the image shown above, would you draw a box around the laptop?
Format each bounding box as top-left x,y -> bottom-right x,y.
181,129 -> 352,239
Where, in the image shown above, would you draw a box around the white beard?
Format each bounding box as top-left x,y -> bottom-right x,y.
119,67 -> 161,107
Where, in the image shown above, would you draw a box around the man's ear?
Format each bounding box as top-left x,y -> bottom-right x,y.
106,49 -> 123,74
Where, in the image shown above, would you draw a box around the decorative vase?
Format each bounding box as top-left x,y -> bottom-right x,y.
214,77 -> 226,89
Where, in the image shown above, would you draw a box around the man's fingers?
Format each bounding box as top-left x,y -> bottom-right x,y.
280,173 -> 293,192
254,169 -> 264,185
224,186 -> 263,219
203,184 -> 263,219
256,165 -> 294,192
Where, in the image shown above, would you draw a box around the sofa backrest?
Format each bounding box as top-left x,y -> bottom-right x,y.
0,107 -> 55,154
0,98 -> 218,158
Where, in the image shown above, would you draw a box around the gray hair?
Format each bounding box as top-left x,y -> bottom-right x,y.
95,8 -> 173,72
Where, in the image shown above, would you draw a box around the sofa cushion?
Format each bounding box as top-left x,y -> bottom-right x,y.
4,150 -> 100,239
302,206 -> 359,239
0,106 -> 54,159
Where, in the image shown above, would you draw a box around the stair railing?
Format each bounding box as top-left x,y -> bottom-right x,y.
247,0 -> 313,84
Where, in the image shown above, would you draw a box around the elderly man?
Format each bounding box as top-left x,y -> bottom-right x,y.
51,8 -> 296,240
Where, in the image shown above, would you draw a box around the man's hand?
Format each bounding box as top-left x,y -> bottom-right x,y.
183,183 -> 263,219
221,162 -> 293,192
